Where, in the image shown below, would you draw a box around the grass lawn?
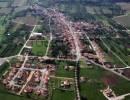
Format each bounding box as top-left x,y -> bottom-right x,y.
50,78 -> 74,90
52,89 -> 75,100
55,61 -> 75,78
80,67 -> 104,79
56,66 -> 74,78
32,40 -> 48,56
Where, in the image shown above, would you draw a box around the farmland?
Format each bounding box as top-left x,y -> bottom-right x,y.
113,14 -> 130,28
113,3 -> 130,28
12,0 -> 27,7
13,15 -> 38,26
0,22 -> 33,57
0,8 -> 12,15
80,63 -> 130,100
0,15 -> 10,33
117,3 -> 130,13
0,0 -> 36,57
0,2 -> 9,7
39,0 -> 124,21
98,38 -> 130,66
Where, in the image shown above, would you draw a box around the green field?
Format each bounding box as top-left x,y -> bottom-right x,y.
32,40 -> 48,56
55,61 -> 75,78
80,62 -> 130,100
98,38 -> 130,66
80,82 -> 106,100
0,85 -> 31,100
80,65 -> 106,100
52,89 -> 75,100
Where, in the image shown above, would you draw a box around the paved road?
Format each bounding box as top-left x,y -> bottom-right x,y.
10,55 -> 29,86
84,57 -> 130,81
83,32 -> 130,81
18,25 -> 37,56
18,71 -> 35,95
53,9 -> 81,100
45,16 -> 53,56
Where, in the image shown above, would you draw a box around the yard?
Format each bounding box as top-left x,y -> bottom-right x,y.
50,77 -> 75,100
55,61 -> 75,78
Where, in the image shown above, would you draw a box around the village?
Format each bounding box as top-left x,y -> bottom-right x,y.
0,1 -> 130,100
